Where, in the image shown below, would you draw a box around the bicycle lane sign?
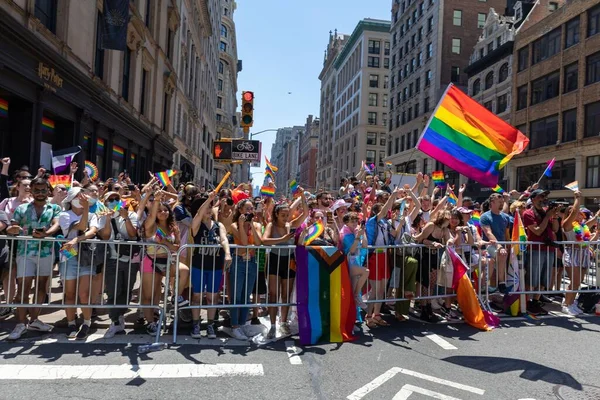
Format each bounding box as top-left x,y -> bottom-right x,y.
232,140 -> 260,161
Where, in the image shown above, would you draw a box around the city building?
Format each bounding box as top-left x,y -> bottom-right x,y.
316,30 -> 348,191
299,115 -> 319,192
386,0 -> 506,190
270,126 -> 303,193
172,0 -> 223,186
214,0 -> 242,184
0,0 -> 180,183
508,0 -> 600,210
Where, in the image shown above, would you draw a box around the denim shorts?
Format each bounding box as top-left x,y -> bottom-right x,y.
60,257 -> 95,281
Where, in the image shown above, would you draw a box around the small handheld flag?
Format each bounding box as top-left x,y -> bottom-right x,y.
260,186 -> 275,198
470,211 -> 480,226
60,246 -> 78,260
265,157 -> 278,173
48,175 -> 72,189
265,166 -> 275,182
155,171 -> 171,187
511,211 -> 527,256
565,181 -> 578,191
290,180 -> 300,197
543,158 -> 555,177
447,191 -> 458,205
304,220 -> 325,245
432,171 -> 446,188
492,185 -> 505,193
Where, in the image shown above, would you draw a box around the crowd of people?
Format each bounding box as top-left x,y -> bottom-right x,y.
0,156 -> 598,342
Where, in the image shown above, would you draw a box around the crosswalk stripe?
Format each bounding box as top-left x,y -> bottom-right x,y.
423,332 -> 457,350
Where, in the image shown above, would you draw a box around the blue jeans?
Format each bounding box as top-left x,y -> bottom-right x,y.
229,256 -> 257,326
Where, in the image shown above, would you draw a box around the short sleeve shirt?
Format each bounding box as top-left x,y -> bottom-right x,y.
59,210 -> 101,240
12,202 -> 62,257
479,210 -> 510,242
523,207 -> 556,251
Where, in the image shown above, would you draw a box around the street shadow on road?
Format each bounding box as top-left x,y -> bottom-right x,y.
442,355 -> 583,390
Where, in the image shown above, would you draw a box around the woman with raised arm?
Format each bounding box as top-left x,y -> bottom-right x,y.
561,190 -> 587,316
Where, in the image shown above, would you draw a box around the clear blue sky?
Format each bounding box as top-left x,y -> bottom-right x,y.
234,0 -> 391,183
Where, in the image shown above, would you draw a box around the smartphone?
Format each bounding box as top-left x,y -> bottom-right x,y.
127,184 -> 135,191
326,211 -> 333,220
290,228 -> 297,234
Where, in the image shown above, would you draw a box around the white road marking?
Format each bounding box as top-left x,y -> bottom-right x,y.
0,364 -> 264,380
347,367 -> 484,400
422,332 -> 457,350
285,340 -> 302,365
393,384 -> 462,400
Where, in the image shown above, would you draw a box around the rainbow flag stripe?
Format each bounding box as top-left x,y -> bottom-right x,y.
48,175 -> 72,189
97,138 -> 105,153
492,185 -> 505,193
0,98 -> 8,118
113,145 -> 124,159
416,84 -> 529,187
155,171 -> 171,187
290,180 -> 300,197
260,185 -> 275,197
471,210 -> 481,226
265,156 -> 278,173
295,246 -> 357,345
42,117 -> 55,133
432,170 -> 445,187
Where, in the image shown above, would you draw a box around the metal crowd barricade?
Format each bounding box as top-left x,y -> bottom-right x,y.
477,240 -> 600,314
0,235 -> 172,343
173,244 -> 297,342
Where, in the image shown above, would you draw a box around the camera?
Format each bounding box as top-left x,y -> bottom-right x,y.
245,213 -> 254,221
226,198 -> 234,206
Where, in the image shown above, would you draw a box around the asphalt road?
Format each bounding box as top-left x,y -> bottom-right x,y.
0,313 -> 598,400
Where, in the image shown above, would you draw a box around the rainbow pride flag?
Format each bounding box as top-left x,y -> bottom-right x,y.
97,138 -> 105,153
112,145 -> 124,160
155,171 -> 172,187
565,181 -> 578,191
511,210 -> 527,256
260,185 -> 275,198
432,170 -> 445,187
265,156 -> 278,173
48,175 -> 72,189
42,117 -> 55,133
290,180 -> 300,197
304,220 -> 325,245
416,84 -> 529,187
492,185 -> 505,194
0,98 -> 8,118
447,191 -> 458,205
265,165 -> 275,182
295,246 -> 357,345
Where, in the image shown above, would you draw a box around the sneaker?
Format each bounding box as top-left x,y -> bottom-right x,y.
206,324 -> 217,339
146,321 -> 159,336
266,326 -> 276,340
104,321 -> 125,339
562,305 -> 579,316
0,307 -> 13,320
231,327 -> 248,341
173,295 -> 189,307
568,304 -> 582,316
539,294 -> 553,304
527,300 -> 545,316
355,294 -> 367,311
279,322 -> 291,336
573,304 -> 585,315
28,319 -> 53,332
67,324 -> 78,339
250,317 -> 261,325
8,323 -> 27,340
76,324 -> 90,340
91,308 -> 98,319
190,324 -> 202,339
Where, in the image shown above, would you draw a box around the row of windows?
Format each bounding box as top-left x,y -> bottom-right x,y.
368,56 -> 390,69
367,40 -> 391,55
518,101 -> 600,150
471,64 -> 509,95
392,96 -> 431,131
517,53 -> 600,110
518,5 -> 600,72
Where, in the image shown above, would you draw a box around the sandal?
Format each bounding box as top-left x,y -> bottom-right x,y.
373,314 -> 390,327
395,314 -> 408,322
366,317 -> 379,329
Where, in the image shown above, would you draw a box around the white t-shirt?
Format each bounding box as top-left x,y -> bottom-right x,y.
109,211 -> 139,240
59,210 -> 101,239
392,217 -> 411,245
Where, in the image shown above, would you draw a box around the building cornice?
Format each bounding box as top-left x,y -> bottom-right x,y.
198,0 -> 212,38
333,19 -> 391,70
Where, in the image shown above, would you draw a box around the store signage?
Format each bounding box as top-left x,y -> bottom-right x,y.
37,62 -> 63,92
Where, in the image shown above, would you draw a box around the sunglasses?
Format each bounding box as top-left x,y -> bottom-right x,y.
56,187 -> 67,191
107,197 -> 119,202
32,189 -> 48,194
17,175 -> 33,180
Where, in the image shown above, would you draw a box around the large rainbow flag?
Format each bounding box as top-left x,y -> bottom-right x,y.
296,246 -> 357,345
416,84 -> 529,187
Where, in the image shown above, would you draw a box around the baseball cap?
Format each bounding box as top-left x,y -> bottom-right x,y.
529,189 -> 550,198
456,207 -> 473,214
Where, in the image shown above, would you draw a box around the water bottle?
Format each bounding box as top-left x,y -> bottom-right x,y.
595,303 -> 600,316
138,342 -> 167,354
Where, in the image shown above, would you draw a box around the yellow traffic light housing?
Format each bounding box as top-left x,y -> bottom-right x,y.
241,91 -> 254,129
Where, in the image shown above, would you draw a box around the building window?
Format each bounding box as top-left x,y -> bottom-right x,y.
451,66 -> 460,83
94,12 -> 104,79
498,63 -> 509,83
517,159 -> 575,191
587,156 -> 600,188
484,101 -> 493,111
122,50 -> 131,102
484,71 -> 494,90
564,62 -> 578,93
517,85 -> 528,110
415,78 -> 421,93
145,0 -> 152,27
369,74 -> 379,88
563,108 -> 577,143
424,97 -> 430,112
368,112 -> 377,125
590,5 -> 600,37
585,101 -> 600,137
529,114 -> 558,149
218,79 -> 223,91
220,41 -> 227,52
221,24 -> 228,38
367,132 -> 377,145
548,1 -> 558,11
35,0 -> 57,34
478,13 -> 486,28
366,150 -> 376,164
384,41 -> 390,55
565,17 -> 580,48
140,69 -> 148,115
452,38 -> 461,54
384,75 -> 389,89
368,40 -> 381,54
382,94 -> 388,108
531,71 -> 560,105
427,42 -> 433,59
453,10 -> 462,26
497,94 -> 507,113
162,93 -> 169,131
586,51 -> 600,85
425,69 -> 432,86
472,79 -> 481,95
531,28 -> 561,65
368,93 -> 378,106
217,96 -> 222,109
427,16 -> 433,32
218,61 -> 224,74
518,47 -> 529,71
368,56 -> 380,68
216,114 -> 222,121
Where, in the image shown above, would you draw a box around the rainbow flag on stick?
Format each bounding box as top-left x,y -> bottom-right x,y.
416,84 -> 529,187
265,165 -> 275,182
265,156 -> 278,173
432,170 -> 445,188
492,185 -> 505,193
260,185 -> 275,198
155,170 -> 176,187
565,181 -> 578,191
290,180 -> 300,197
48,175 -> 72,189
447,191 -> 458,205
295,246 -> 357,345
511,211 -> 527,256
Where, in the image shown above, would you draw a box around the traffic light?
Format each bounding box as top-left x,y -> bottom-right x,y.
240,91 -> 254,132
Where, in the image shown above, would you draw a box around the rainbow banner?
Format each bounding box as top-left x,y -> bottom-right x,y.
260,185 -> 275,198
97,138 -> 105,153
48,175 -> 72,189
416,84 -> 529,187
265,156 -> 278,173
42,117 -> 55,133
432,170 -> 445,187
112,145 -> 124,160
295,246 -> 357,345
0,98 -> 8,118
